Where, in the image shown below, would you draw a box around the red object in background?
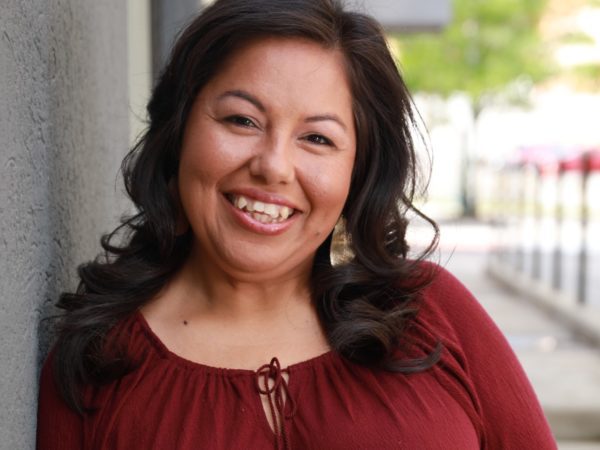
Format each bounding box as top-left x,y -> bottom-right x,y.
512,146 -> 600,174
558,149 -> 600,173
587,149 -> 600,172
559,155 -> 584,172
513,146 -> 567,175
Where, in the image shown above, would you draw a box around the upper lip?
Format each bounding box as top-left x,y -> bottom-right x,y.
225,187 -> 302,212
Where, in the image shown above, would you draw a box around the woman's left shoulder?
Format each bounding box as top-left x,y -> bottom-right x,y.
402,260 -> 531,387
414,260 -> 479,309
404,261 -> 557,449
409,261 -> 502,346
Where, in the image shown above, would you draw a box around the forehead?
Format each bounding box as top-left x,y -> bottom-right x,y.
200,36 -> 354,116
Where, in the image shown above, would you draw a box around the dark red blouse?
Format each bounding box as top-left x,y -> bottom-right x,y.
37,267 -> 557,449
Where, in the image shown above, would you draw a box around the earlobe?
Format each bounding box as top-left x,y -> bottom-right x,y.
168,178 -> 190,236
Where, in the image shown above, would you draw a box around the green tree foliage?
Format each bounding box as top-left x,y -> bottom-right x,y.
567,0 -> 600,89
395,0 -> 551,112
572,63 -> 600,90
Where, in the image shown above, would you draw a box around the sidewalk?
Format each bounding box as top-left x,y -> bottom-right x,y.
411,221 -> 600,448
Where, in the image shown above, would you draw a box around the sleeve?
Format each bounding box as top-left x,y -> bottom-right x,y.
37,350 -> 84,450
423,265 -> 557,450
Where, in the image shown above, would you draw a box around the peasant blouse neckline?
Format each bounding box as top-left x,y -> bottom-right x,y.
133,309 -> 337,376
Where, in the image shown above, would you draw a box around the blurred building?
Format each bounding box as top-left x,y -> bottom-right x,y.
412,0 -> 600,220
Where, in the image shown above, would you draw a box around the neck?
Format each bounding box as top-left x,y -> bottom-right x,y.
141,248 -> 331,370
159,247 -> 317,327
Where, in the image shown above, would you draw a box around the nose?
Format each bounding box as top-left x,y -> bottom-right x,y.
249,136 -> 295,185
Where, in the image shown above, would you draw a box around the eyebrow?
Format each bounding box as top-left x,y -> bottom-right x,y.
217,89 -> 349,132
305,114 -> 348,132
217,90 -> 266,112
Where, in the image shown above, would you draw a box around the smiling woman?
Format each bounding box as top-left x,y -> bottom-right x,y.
37,0 -> 556,449
178,37 -> 355,280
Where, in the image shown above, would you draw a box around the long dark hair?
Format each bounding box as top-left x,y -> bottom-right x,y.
54,0 -> 440,413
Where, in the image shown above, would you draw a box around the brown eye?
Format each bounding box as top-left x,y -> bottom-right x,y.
225,115 -> 256,128
305,134 -> 333,146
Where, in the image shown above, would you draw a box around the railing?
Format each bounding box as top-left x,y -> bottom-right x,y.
489,148 -> 600,306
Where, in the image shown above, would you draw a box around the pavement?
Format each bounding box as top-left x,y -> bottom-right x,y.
409,220 -> 600,449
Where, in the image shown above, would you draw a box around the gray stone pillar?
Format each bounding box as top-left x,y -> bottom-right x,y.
0,1 -> 129,448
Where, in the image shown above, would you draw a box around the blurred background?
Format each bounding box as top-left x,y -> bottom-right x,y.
1,0 -> 599,448
395,0 -> 600,448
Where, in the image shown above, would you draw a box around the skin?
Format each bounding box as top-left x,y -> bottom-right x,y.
141,37 -> 357,371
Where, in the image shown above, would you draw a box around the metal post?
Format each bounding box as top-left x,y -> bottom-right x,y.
552,161 -> 564,290
577,152 -> 590,305
516,163 -> 528,272
531,166 -> 542,280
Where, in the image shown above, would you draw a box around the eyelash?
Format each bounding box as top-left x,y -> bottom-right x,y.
304,134 -> 333,146
225,115 -> 257,128
224,115 -> 334,147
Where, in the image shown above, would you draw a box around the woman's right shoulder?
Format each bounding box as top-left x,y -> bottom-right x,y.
37,348 -> 85,449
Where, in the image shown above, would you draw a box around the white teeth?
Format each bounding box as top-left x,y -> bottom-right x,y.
236,196 -> 248,209
253,201 -> 265,213
253,212 -> 269,223
264,204 -> 278,218
230,194 -> 294,221
280,206 -> 291,220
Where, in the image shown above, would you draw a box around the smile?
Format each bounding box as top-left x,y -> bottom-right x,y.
226,194 -> 296,224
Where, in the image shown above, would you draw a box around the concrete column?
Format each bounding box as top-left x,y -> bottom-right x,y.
0,1 -> 129,448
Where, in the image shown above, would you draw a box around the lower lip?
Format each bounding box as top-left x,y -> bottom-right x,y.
223,196 -> 299,235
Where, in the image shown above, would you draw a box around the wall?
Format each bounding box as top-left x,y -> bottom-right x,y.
0,1 -> 128,448
128,0 -> 152,145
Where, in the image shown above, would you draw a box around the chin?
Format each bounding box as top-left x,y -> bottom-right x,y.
219,248 -> 313,281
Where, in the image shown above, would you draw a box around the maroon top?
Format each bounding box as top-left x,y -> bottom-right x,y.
37,267 -> 556,449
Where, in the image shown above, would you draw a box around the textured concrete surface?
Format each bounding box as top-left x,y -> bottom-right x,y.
0,1 -> 128,448
489,260 -> 600,348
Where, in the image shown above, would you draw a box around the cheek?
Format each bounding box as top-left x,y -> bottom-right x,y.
305,160 -> 354,218
180,132 -> 246,185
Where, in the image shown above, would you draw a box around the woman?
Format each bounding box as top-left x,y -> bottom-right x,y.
37,0 -> 556,448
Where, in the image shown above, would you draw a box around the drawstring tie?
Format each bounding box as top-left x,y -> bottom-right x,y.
255,357 -> 297,450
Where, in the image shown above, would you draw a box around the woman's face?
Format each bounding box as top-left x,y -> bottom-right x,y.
178,37 -> 356,281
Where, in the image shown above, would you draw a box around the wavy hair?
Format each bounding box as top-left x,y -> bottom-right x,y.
54,0 -> 439,412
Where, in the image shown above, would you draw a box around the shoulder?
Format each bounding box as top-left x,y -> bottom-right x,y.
401,261 -> 521,384
404,262 -> 556,448
411,261 -> 502,349
417,261 -> 478,310
37,349 -> 85,449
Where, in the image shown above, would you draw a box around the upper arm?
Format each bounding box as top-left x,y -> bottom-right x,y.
37,351 -> 84,450
423,266 -> 557,449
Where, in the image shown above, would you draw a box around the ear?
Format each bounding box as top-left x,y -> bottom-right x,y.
168,178 -> 190,236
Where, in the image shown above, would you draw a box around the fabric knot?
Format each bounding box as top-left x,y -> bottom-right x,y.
255,357 -> 297,450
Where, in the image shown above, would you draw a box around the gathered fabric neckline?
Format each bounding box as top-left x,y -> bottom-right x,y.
132,309 -> 336,376
133,310 -> 325,449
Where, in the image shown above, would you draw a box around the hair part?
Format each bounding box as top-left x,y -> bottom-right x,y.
53,0 -> 440,413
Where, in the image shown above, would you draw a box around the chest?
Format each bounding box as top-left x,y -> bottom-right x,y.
84,364 -> 480,449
